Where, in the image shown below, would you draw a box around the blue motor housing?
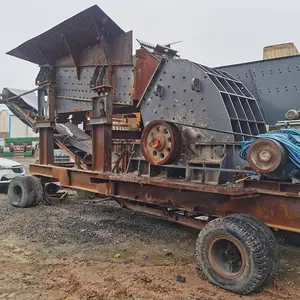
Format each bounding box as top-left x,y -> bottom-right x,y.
240,129 -> 300,180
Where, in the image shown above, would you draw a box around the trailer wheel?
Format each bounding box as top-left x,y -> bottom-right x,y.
196,216 -> 269,294
229,214 -> 279,286
29,176 -> 44,206
45,182 -> 60,195
8,176 -> 36,208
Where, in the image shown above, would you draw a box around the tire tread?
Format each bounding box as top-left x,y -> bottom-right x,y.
196,216 -> 269,294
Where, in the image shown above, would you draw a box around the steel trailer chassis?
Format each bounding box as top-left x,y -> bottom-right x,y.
29,163 -> 300,234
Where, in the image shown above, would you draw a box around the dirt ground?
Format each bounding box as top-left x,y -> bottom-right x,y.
0,158 -> 300,300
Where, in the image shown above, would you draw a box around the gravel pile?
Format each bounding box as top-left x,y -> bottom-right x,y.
0,196 -> 197,247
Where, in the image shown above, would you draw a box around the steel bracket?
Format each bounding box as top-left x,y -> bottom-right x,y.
90,92 -> 113,125
35,121 -> 55,128
191,78 -> 201,92
36,66 -> 56,85
61,33 -> 82,79
94,20 -> 111,64
90,66 -> 108,89
154,84 -> 164,98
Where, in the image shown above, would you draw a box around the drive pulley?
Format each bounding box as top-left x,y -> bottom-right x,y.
141,120 -> 182,165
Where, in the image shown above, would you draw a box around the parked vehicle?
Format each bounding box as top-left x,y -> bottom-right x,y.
0,157 -> 25,185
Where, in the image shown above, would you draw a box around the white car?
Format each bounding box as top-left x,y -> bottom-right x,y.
0,158 -> 26,184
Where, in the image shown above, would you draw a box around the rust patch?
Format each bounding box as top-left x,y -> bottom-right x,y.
133,49 -> 159,100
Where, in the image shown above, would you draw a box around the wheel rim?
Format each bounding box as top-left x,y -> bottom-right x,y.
141,120 -> 182,165
208,235 -> 246,279
13,185 -> 22,203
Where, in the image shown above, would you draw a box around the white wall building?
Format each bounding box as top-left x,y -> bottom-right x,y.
0,108 -> 37,138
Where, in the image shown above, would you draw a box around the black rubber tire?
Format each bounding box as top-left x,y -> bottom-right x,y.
229,214 -> 279,286
8,177 -> 36,208
196,216 -> 269,295
45,182 -> 60,195
29,176 -> 44,206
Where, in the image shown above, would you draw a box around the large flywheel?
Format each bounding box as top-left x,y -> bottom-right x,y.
141,120 -> 182,165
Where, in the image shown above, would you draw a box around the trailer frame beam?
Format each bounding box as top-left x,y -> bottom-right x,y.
29,163 -> 300,233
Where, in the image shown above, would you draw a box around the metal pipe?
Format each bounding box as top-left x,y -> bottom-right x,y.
166,120 -> 258,139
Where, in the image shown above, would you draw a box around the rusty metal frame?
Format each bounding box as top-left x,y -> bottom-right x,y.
54,139 -> 88,170
118,199 -> 207,230
36,85 -> 55,165
90,87 -> 113,172
29,163 -> 300,233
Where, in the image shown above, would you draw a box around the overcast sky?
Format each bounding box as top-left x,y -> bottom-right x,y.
1,0 -> 299,91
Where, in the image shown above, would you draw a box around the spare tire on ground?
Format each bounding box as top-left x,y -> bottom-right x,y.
8,176 -> 43,208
